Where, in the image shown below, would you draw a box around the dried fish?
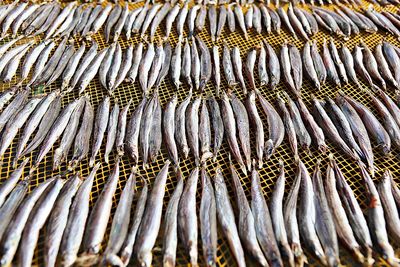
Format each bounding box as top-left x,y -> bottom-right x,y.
258,93 -> 285,159
21,96 -> 61,157
223,42 -> 236,89
107,42 -> 122,92
102,169 -> 136,266
214,167 -> 246,267
60,164 -> 100,267
70,97 -> 94,169
113,45 -> 133,91
231,94 -> 251,171
199,100 -> 213,163
113,4 -> 129,43
178,168 -> 199,266
104,102 -> 120,164
165,4 -> 180,39
227,4 -> 236,33
163,95 -> 179,166
200,168 -> 217,266
120,178 -> 148,266
126,98 -> 147,165
270,161 -> 295,267
284,163 -> 307,267
209,5 -> 217,42
19,178 -> 64,267
344,95 -> 391,154
104,5 -> 122,43
81,160 -> 120,264
196,5 -> 207,33
230,161 -> 268,267
89,96 -> 110,167
134,161 -> 170,267
127,42 -> 143,84
328,38 -> 348,84
264,41 -> 280,90
77,48 -> 107,94
375,42 -> 398,89
0,96 -> 41,159
331,159 -> 374,265
182,39 -> 192,89
288,44 -> 302,92
61,43 -> 86,91
148,92 -> 162,163
163,170 -> 183,267
325,156 -> 365,264
251,167 -> 283,267
0,158 -> 29,209
321,39 -> 340,87
99,43 -> 116,90
187,97 -> 201,165
115,100 -> 131,157
276,95 -> 298,159
45,174 -> 81,267
313,161 -> 340,267
176,2 -> 189,38
296,96 -> 326,153
170,40 -> 182,90
69,41 -> 98,90
216,6 -> 227,41
369,92 -> 400,150
298,160 -> 327,265
0,176 -> 56,266
212,45 -> 220,96
156,41 -> 172,89
313,96 -> 358,160
359,162 -> 399,266
191,39 -> 201,91
221,92 -> 246,175
147,42 -> 164,93
278,7 -> 296,38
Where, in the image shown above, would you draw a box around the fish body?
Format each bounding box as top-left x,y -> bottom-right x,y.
214,168 -> 246,267
44,174 -> 81,267
231,163 -> 268,267
134,161 -> 170,267
120,179 -> 148,266
126,98 -> 147,165
163,171 -> 184,267
82,161 -> 120,261
89,96 -> 110,167
200,168 -> 217,266
178,168 -> 199,266
221,92 -> 246,175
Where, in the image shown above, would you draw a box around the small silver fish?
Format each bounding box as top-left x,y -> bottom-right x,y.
44,174 -> 82,267
104,102 -> 119,164
120,178 -> 148,266
214,167 -> 246,267
163,170 -> 184,267
102,169 -> 136,266
200,168 -> 217,266
231,161 -> 268,267
19,178 -> 65,267
81,160 -> 120,264
126,98 -> 147,165
178,168 -> 199,266
89,96 -> 110,167
60,164 -> 100,267
134,161 -> 170,267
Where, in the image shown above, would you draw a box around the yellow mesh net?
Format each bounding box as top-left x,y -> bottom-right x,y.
0,0 -> 399,266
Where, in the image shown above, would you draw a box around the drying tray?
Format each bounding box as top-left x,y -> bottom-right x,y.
0,0 -> 399,266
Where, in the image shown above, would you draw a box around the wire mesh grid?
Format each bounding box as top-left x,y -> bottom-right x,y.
0,0 -> 399,266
